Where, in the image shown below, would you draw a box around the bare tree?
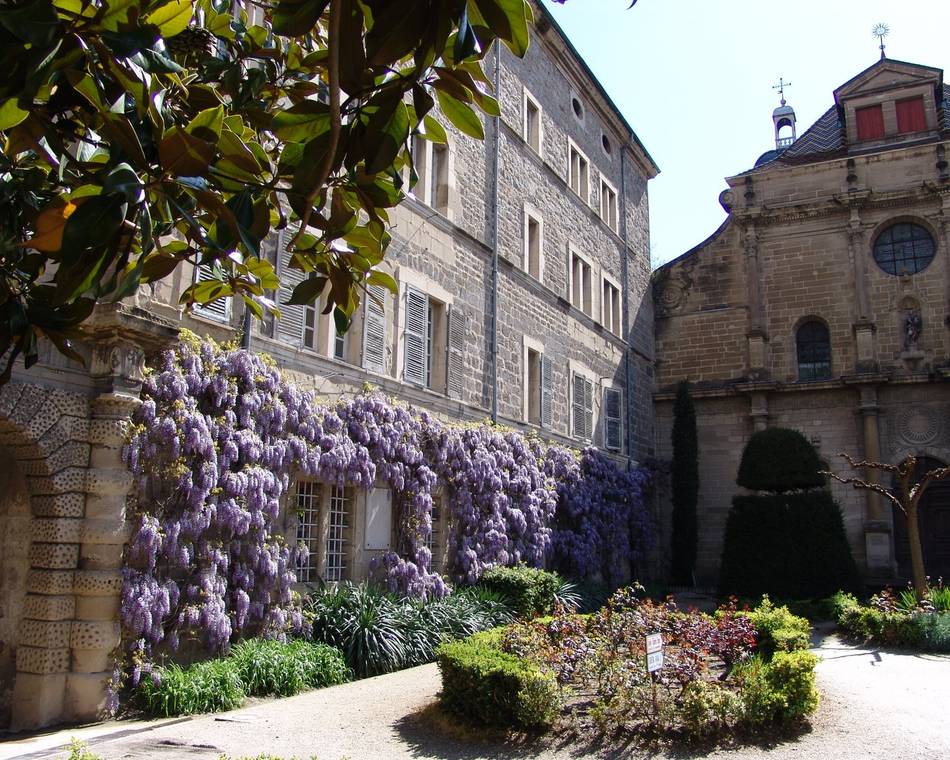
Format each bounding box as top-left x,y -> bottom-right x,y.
823,453 -> 950,597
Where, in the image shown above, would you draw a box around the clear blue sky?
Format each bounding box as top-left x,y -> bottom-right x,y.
542,0 -> 950,268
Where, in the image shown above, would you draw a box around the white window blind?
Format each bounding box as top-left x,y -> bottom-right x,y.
404,286 -> 428,385
540,354 -> 553,428
603,387 -> 622,451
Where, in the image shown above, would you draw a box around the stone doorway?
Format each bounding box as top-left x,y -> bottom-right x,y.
0,447 -> 30,729
893,457 -> 950,584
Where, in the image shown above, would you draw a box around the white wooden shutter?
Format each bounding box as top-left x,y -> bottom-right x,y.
572,372 -> 588,440
603,387 -> 622,451
193,264 -> 231,322
276,228 -> 307,345
403,287 -> 428,386
446,305 -> 466,399
583,377 -> 593,441
539,354 -> 552,428
362,284 -> 388,374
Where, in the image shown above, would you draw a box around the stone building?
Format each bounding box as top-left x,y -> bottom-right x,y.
653,57 -> 950,588
0,3 -> 656,731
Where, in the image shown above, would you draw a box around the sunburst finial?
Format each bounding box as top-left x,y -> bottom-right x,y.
873,23 -> 890,60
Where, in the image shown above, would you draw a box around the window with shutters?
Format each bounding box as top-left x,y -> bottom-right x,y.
275,228 -> 307,345
571,372 -> 594,442
601,276 -> 621,335
525,347 -> 541,424
523,208 -> 543,281
361,284 -> 389,374
603,387 -> 622,452
523,87 -> 542,153
896,96 -> 927,134
403,287 -> 446,390
599,178 -> 618,232
569,250 -> 593,317
855,104 -> 885,140
193,264 -> 232,322
568,141 -> 589,203
446,306 -> 466,400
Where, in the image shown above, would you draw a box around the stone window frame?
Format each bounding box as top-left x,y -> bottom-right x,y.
869,217 -> 938,277
408,131 -> 456,222
567,138 -> 591,205
394,268 -> 454,394
599,175 -> 619,232
600,270 -> 622,335
567,242 -> 596,318
522,85 -> 543,155
522,203 -> 544,282
601,378 -> 623,452
570,88 -> 586,126
568,359 -> 597,443
288,479 -> 355,585
522,334 -> 544,425
793,315 -> 833,383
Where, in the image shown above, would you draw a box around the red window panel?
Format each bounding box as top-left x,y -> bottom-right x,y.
856,104 -> 885,140
896,97 -> 927,134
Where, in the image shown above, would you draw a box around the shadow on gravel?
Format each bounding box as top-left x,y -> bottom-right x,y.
395,703 -> 815,760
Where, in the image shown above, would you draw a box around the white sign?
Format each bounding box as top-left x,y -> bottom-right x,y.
645,633 -> 663,654
364,488 -> 392,550
646,650 -> 664,672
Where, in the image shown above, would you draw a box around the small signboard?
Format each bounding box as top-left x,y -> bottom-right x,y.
645,632 -> 663,672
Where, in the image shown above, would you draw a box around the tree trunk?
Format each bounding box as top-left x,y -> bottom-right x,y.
905,501 -> 928,597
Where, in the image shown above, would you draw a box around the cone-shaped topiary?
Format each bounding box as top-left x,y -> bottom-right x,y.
670,381 -> 698,586
736,428 -> 824,493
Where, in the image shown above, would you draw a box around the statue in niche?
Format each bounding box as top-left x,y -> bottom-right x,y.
903,310 -> 922,351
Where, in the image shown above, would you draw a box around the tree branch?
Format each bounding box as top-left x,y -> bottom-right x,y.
822,471 -> 904,512
835,451 -> 901,474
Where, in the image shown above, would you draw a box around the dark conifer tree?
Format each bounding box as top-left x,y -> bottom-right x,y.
671,380 -> 698,586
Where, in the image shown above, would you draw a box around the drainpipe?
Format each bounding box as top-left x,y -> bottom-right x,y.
489,42 -> 501,423
619,144 -> 633,464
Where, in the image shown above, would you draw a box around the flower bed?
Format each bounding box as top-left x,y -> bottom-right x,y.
437,587 -> 819,738
834,586 -> 950,652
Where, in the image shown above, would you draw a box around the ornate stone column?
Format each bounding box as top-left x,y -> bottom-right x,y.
847,202 -> 878,373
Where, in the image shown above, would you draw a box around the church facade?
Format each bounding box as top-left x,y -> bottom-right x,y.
653,58 -> 950,588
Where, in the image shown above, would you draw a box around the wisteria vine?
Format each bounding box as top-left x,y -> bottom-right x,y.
121,335 -> 653,666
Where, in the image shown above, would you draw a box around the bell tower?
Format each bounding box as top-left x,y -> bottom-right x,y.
772,77 -> 797,149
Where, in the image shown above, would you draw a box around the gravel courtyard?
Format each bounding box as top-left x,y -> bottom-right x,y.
10,629 -> 950,760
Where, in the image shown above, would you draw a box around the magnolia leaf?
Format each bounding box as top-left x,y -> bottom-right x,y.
422,115 -> 448,144
25,201 -> 78,253
61,194 -> 127,254
272,0 -> 330,36
272,100 -> 331,142
159,127 -> 214,176
0,99 -> 28,130
435,89 -> 484,139
366,269 -> 398,295
146,0 -> 193,37
186,105 -> 225,142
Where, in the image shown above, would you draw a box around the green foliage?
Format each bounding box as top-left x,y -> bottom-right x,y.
478,565 -> 565,618
670,380 -> 699,585
835,594 -> 950,651
436,632 -> 560,729
0,0 -> 531,379
739,596 -> 811,657
719,490 -> 861,599
928,583 -> 950,612
229,638 -> 349,697
734,650 -> 820,725
66,739 -> 102,760
916,612 -> 950,651
680,681 -> 740,738
137,658 -> 245,717
736,428 -> 824,492
305,583 -> 514,678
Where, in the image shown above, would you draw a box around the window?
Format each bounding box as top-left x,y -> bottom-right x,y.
325,486 -> 352,582
526,347 -> 541,424
568,142 -> 589,203
523,89 -> 542,153
571,95 -> 584,121
524,209 -> 543,280
570,250 -> 593,317
302,292 -> 319,350
364,487 -> 392,551
601,277 -> 621,335
571,372 -> 594,441
796,321 -> 832,382
412,135 -> 449,214
403,286 -> 455,392
334,330 -> 347,361
896,96 -> 926,134
601,133 -> 612,156
599,178 -> 618,231
193,264 -> 232,322
361,284 -> 388,373
603,387 -> 622,451
294,480 -> 322,583
873,222 -> 936,275
855,104 -> 885,140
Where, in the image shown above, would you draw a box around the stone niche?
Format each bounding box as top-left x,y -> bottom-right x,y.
0,448 -> 31,728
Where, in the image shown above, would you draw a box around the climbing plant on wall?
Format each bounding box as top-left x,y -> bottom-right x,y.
122,334 -> 653,673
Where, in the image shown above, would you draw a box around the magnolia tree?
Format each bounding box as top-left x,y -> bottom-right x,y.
826,452 -> 950,597
0,0 -> 532,380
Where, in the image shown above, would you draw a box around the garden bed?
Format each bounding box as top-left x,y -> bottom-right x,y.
833,586 -> 950,652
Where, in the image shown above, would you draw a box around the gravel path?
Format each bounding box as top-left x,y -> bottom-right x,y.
18,629 -> 950,760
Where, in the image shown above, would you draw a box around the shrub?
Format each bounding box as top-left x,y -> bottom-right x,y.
734,650 -> 819,725
917,613 -> 950,651
436,632 -> 559,728
137,659 -> 245,717
680,681 -> 739,737
719,491 -> 861,599
740,597 -> 811,656
671,380 -> 699,586
478,565 -> 564,618
229,638 -> 348,697
735,428 -> 824,492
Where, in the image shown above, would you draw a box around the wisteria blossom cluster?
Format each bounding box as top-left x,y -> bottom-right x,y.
122,336 -> 652,665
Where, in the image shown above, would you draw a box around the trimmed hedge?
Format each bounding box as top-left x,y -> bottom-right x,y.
738,597 -> 811,656
479,565 -> 563,618
736,428 -> 824,492
436,630 -> 559,728
719,491 -> 861,599
734,650 -> 820,724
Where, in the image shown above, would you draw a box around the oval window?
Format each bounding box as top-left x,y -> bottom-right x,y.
873,222 -> 935,275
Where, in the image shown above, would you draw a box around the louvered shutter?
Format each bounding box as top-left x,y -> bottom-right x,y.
603,387 -> 622,451
572,372 -> 589,440
276,228 -> 307,345
583,377 -> 593,441
362,284 -> 388,373
194,264 -> 231,322
403,287 -> 428,386
446,305 -> 466,399
539,355 -> 552,428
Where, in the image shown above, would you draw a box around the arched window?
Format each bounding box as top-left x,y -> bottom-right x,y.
873,222 -> 936,275
796,321 -> 831,381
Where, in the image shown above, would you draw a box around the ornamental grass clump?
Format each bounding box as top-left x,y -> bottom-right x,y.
137,659 -> 245,717
229,638 -> 348,696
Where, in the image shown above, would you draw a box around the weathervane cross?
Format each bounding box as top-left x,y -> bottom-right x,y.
873,22 -> 890,60
773,77 -> 791,106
